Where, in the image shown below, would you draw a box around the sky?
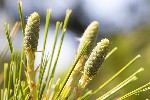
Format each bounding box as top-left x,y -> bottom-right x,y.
2,0 -> 150,32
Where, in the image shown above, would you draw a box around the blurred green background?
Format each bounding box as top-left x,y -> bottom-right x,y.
0,0 -> 150,99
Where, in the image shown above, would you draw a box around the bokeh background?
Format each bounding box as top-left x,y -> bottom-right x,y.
0,0 -> 150,99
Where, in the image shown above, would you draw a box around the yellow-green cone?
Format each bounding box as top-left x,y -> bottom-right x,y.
68,39 -> 109,100
23,12 -> 40,99
24,12 -> 40,52
78,21 -> 98,56
84,38 -> 109,78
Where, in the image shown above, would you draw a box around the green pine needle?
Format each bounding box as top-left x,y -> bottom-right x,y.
118,81 -> 150,100
4,24 -> 14,54
18,1 -> 25,36
18,1 -> 25,81
37,9 -> 52,94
